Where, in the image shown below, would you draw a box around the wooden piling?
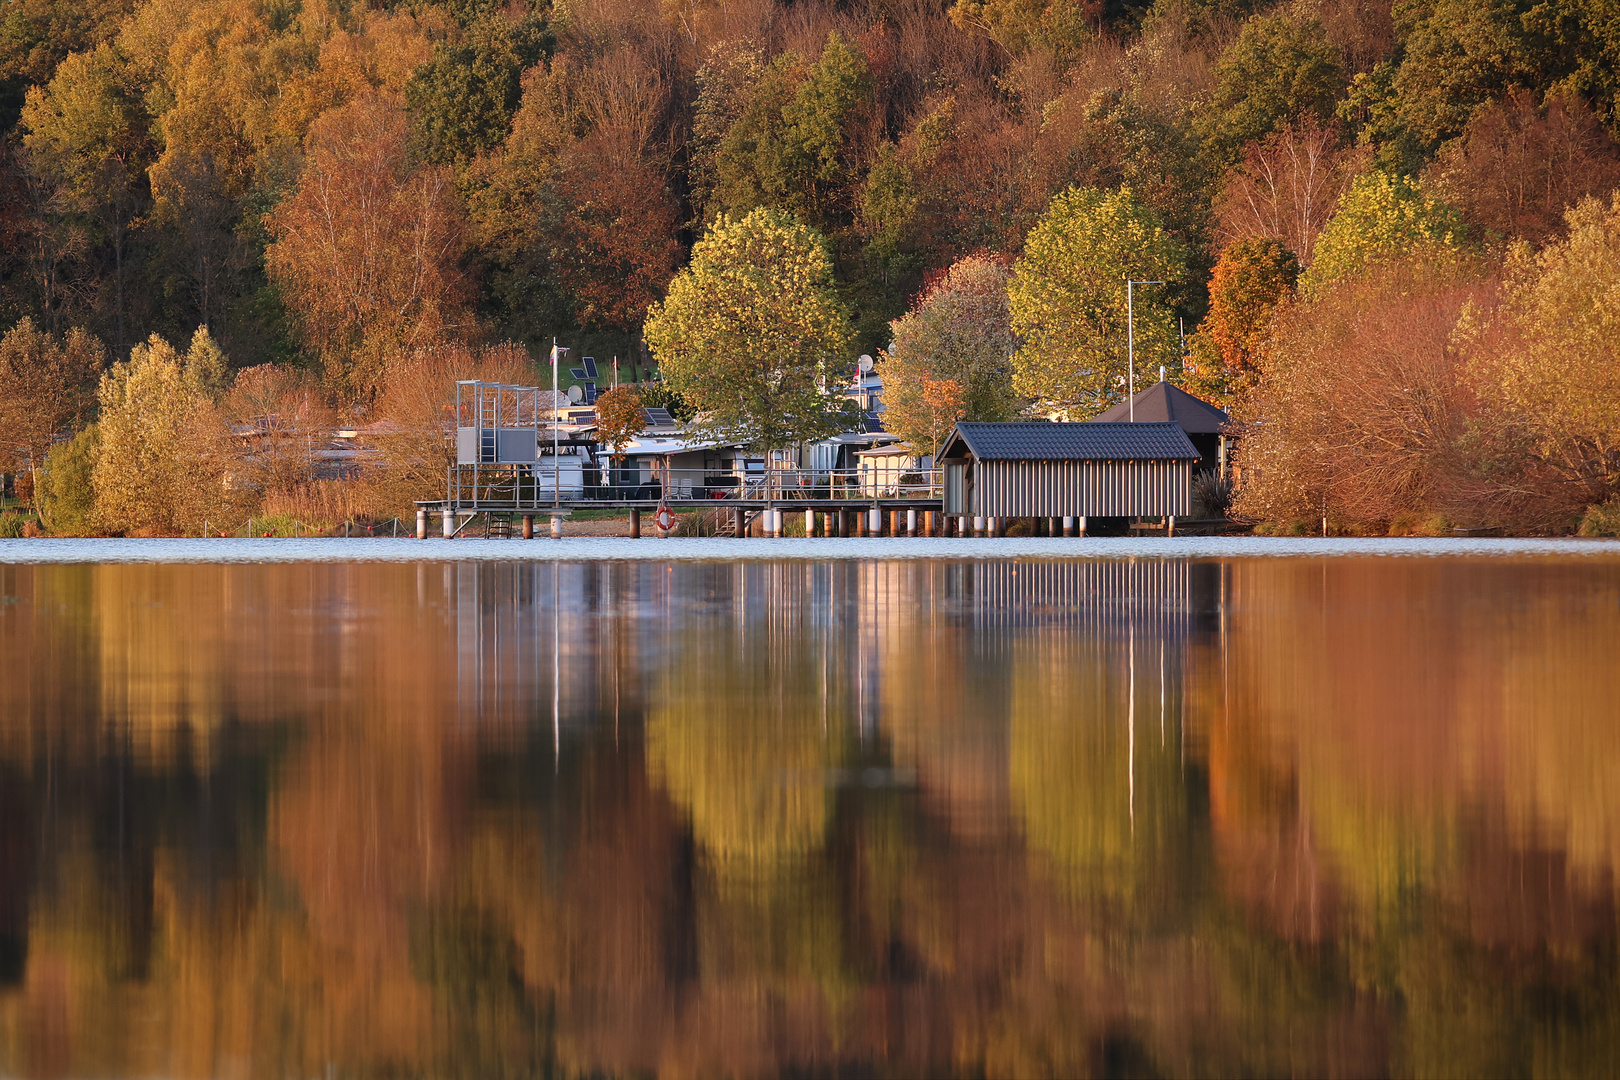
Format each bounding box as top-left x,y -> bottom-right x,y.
522,514 -> 534,539
629,508 -> 641,539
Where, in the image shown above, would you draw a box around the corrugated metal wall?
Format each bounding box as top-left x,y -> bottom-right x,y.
972,459 -> 1191,517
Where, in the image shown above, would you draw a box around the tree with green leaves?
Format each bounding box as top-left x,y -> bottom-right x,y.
643,208 -> 856,450
1201,14 -> 1345,165
636,381 -> 693,423
20,41 -> 151,352
406,11 -> 550,166
879,254 -> 1022,455
1008,186 -> 1187,417
1301,171 -> 1469,298
711,33 -> 870,229
1388,0 -> 1556,151
36,423 -> 98,533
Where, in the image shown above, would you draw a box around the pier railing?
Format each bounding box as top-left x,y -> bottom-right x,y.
446,465 -> 944,510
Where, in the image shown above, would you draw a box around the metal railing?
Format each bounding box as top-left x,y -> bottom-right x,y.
445,465 -> 944,509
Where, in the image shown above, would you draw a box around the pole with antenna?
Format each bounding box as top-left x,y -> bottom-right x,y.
1126,279 -> 1166,422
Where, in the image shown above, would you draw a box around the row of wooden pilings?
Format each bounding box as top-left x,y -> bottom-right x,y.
745,509 -> 1097,538
416,508 -> 1103,539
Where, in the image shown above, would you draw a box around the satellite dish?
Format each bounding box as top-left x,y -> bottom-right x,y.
567,384 -> 584,403
857,354 -> 874,373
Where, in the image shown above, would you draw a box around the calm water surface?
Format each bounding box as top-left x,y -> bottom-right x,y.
0,557 -> 1617,1078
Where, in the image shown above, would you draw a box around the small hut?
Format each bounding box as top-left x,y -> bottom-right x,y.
1088,378 -> 1231,474
939,421 -> 1199,521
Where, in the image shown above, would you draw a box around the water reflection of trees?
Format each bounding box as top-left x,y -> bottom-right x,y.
0,558 -> 1617,1075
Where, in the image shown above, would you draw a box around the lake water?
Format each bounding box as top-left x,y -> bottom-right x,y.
0,553 -> 1617,1077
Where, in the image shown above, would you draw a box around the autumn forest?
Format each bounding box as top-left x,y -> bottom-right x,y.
4,0 -> 1620,531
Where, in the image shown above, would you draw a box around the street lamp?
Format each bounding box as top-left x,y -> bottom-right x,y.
1126,280 -> 1165,423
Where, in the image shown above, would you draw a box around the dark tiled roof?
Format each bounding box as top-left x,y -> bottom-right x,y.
1089,380 -> 1231,433
943,422 -> 1199,461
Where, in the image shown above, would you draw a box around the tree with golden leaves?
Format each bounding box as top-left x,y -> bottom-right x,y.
265,93 -> 474,398
0,316 -> 103,476
592,385 -> 644,459
92,331 -> 237,534
883,375 -> 966,463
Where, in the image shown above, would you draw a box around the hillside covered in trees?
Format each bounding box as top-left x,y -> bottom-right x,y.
4,0 -> 1620,532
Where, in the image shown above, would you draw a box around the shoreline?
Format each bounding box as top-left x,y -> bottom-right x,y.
4,536 -> 1620,564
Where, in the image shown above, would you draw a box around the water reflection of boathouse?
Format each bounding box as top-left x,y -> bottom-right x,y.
445,558 -> 1220,764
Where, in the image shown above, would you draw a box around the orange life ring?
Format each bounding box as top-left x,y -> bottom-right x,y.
654,505 -> 676,532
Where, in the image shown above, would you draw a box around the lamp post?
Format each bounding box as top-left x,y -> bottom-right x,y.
1126,280 -> 1165,422
550,338 -> 569,507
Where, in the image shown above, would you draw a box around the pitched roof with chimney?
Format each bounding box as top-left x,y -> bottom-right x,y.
1088,380 -> 1230,433
941,421 -> 1199,461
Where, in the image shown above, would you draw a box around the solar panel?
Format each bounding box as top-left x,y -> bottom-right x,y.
581,356 -> 599,379
642,407 -> 674,427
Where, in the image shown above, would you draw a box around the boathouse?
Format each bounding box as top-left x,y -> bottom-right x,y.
938,421 -> 1199,520
1088,377 -> 1231,474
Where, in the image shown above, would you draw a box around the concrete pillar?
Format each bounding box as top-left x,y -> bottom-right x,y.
629,508 -> 641,539
1062,516 -> 1076,537
972,515 -> 984,537
550,514 -> 563,539
906,508 -> 917,537
1167,515 -> 1176,537
522,514 -> 534,539
869,507 -> 883,535
416,508 -> 427,539
442,510 -> 455,538
1078,516 -> 1088,536
805,508 -> 816,537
